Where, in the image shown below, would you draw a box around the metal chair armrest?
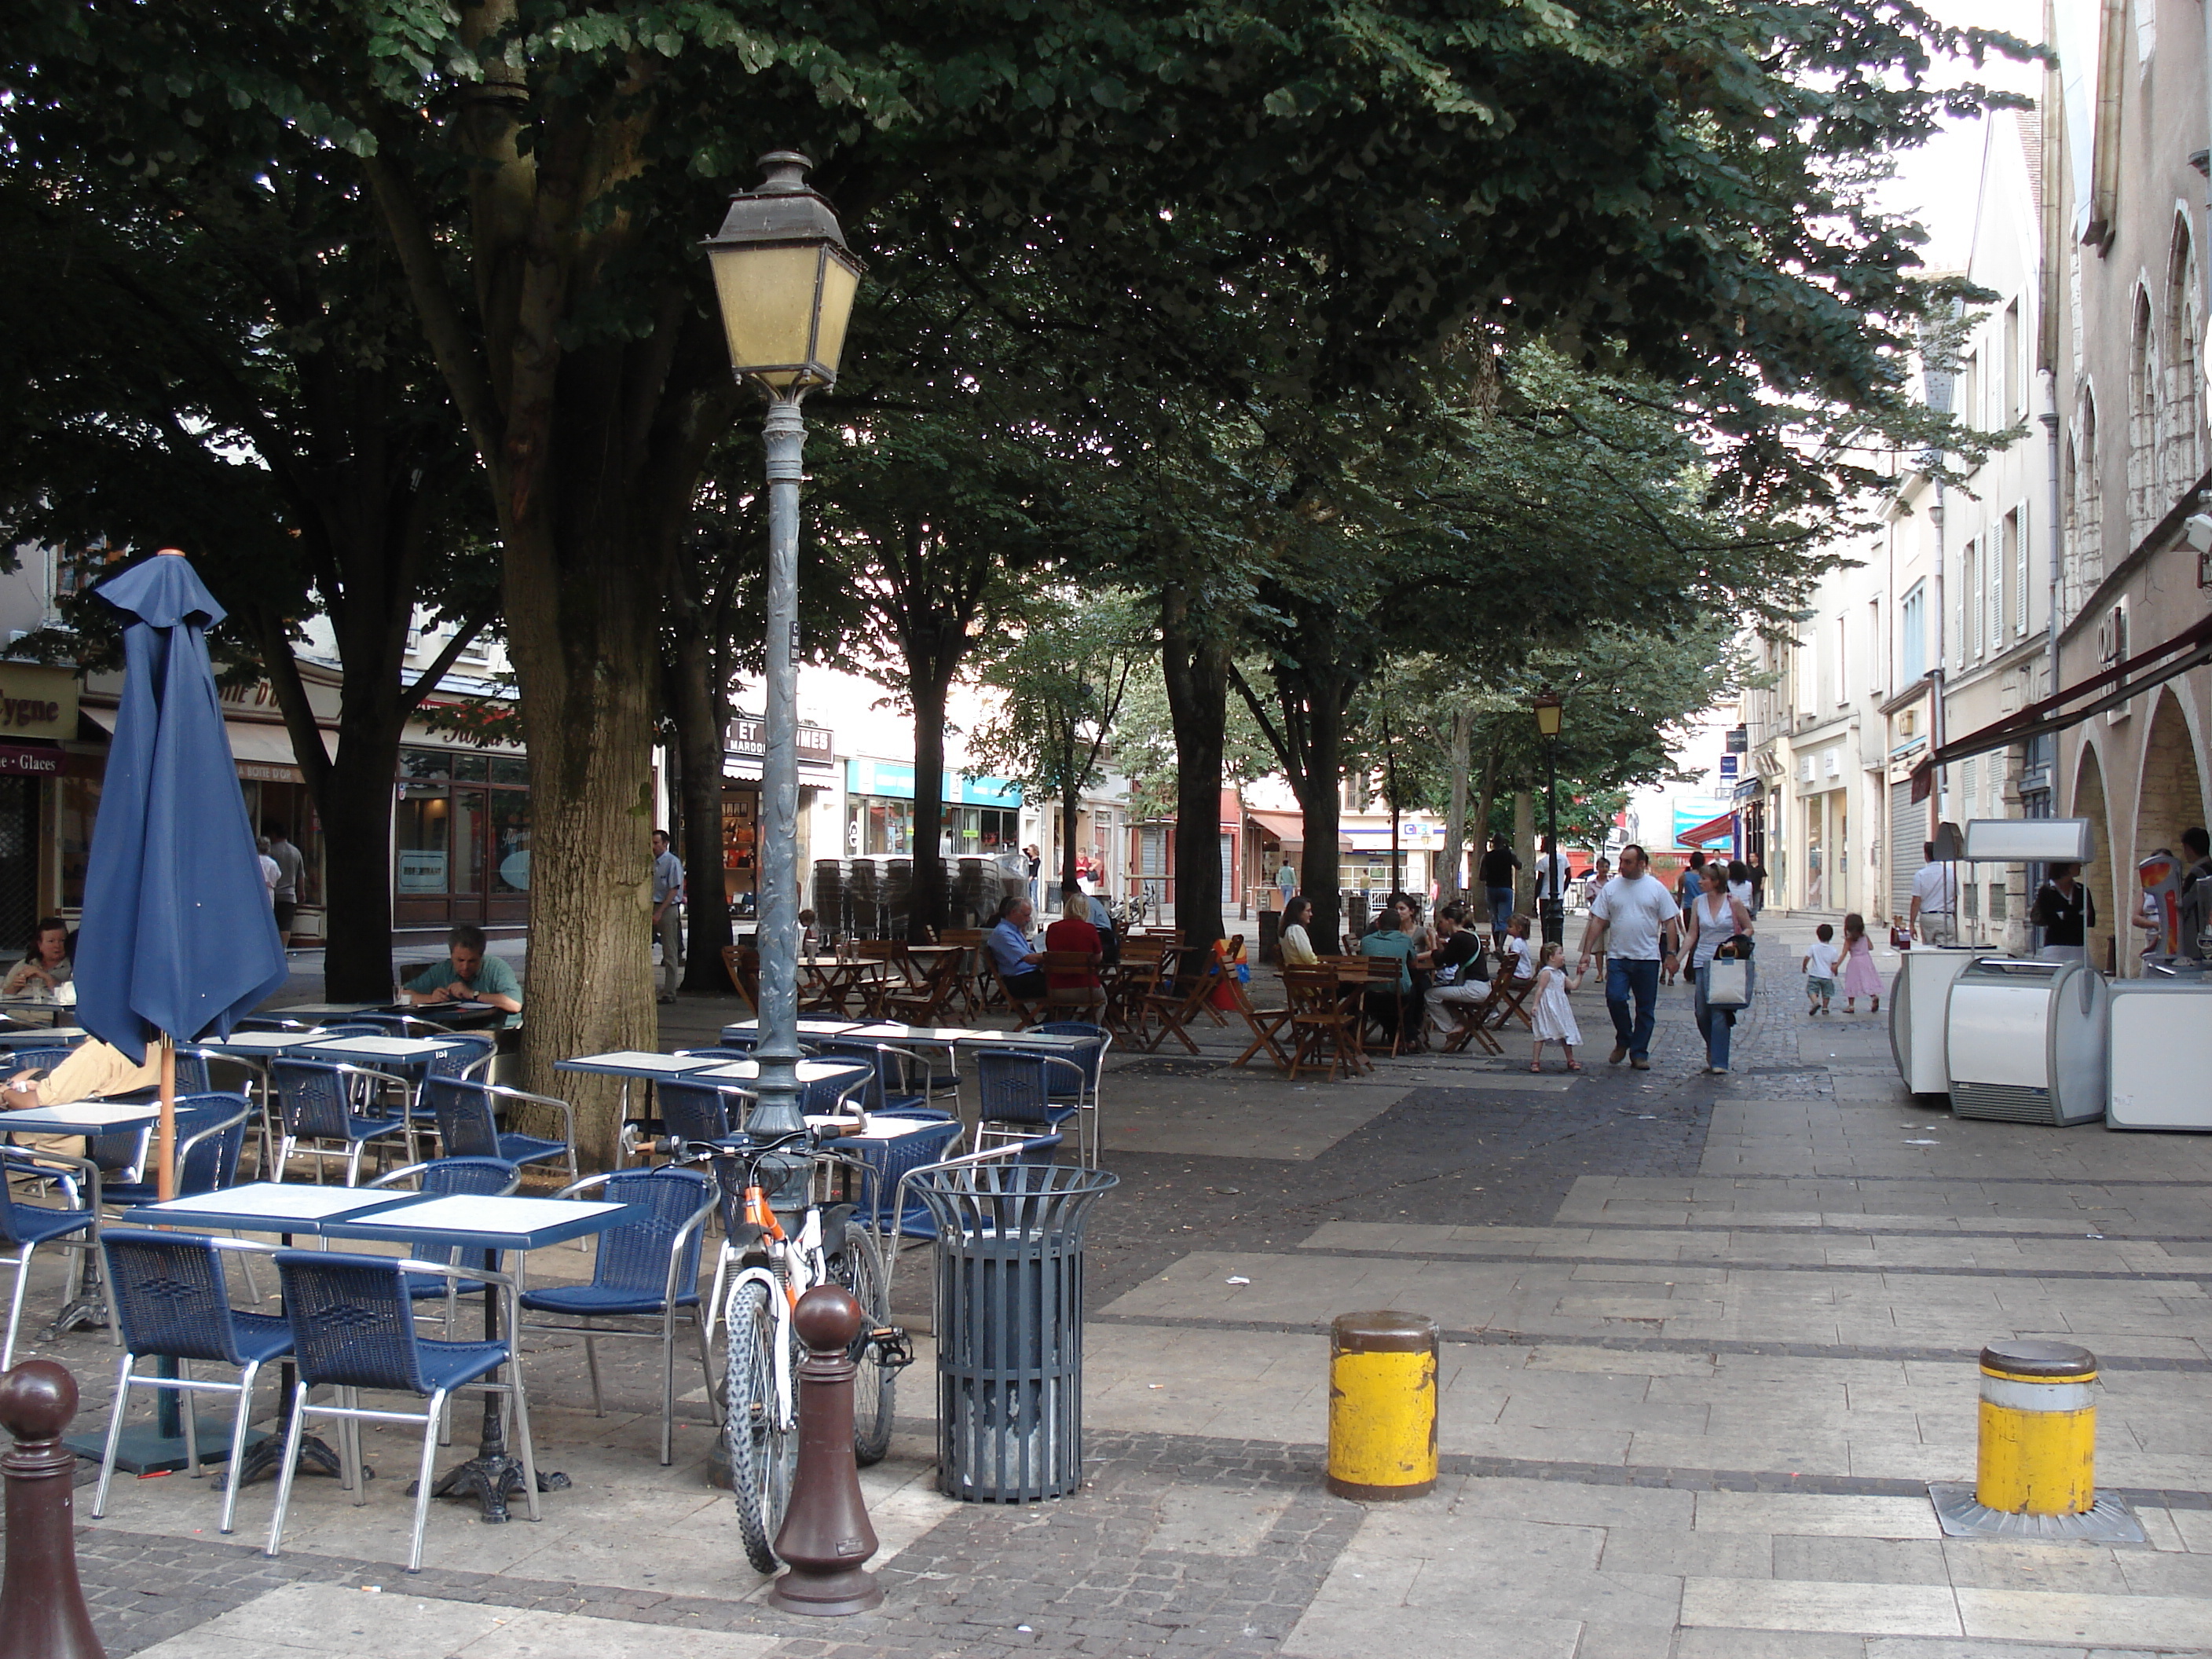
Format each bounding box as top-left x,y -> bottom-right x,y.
9,1146 -> 101,1211
482,1086 -> 577,1141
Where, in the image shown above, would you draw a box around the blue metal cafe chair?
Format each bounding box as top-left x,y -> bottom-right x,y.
0,1145 -> 101,1369
423,1077 -> 577,1189
970,1049 -> 1086,1158
92,1229 -> 289,1534
518,1167 -> 716,1465
270,1060 -> 413,1185
266,1249 -> 537,1573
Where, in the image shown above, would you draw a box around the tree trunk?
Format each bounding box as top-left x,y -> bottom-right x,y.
1160,585 -> 1229,950
1513,791 -> 1536,916
672,628 -> 734,991
1293,697 -> 1346,952
1061,781 -> 1082,901
909,665 -> 956,937
1469,736 -> 1503,924
1439,706 -> 1473,907
317,736 -> 405,1000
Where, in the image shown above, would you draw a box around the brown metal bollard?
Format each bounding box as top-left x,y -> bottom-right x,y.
0,1361 -> 105,1659
767,1285 -> 884,1617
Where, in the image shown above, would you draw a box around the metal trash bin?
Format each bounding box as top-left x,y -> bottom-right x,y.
910,1160 -> 1118,1501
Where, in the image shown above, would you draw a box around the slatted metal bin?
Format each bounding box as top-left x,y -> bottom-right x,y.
911,1160 -> 1119,1501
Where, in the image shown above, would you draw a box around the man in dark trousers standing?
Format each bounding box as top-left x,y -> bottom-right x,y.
1478,835 -> 1521,939
263,821 -> 305,949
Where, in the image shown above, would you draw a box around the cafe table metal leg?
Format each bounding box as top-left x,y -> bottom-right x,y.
415,1247 -> 567,1522
222,1231 -> 351,1491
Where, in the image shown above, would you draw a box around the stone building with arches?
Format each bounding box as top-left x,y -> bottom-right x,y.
2032,0 -> 2209,972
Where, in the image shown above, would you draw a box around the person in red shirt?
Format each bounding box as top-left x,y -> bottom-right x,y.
1044,888 -> 1103,991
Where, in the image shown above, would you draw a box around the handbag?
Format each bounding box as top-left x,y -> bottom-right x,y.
1704,957 -> 1751,1009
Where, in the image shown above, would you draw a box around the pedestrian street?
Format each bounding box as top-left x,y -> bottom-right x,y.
17,912 -> 2212,1657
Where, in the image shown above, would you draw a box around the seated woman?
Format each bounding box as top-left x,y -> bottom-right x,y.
2,918 -> 71,999
1279,895 -> 1320,966
1357,895 -> 1421,1047
1043,888 -> 1104,994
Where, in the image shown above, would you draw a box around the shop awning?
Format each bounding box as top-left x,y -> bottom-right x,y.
1909,612 -> 2212,801
1675,811 -> 1738,847
1247,809 -> 1355,853
224,722 -> 308,782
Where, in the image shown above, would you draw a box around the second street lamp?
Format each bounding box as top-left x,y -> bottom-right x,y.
705,152 -> 864,1144
1533,691 -> 1564,949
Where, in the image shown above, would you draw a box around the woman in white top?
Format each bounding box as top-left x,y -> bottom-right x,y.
1680,863 -> 1754,1074
2,919 -> 71,998
1726,859 -> 1755,914
1279,895 -> 1320,966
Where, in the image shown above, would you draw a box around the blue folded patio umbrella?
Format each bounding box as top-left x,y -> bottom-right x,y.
75,550 -> 288,1193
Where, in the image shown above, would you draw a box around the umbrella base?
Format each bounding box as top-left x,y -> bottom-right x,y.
223,1428 -> 357,1490
67,1419 -> 270,1476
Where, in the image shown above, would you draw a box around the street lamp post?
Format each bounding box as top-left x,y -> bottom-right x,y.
705,152 -> 864,1148
1533,691 -> 1563,949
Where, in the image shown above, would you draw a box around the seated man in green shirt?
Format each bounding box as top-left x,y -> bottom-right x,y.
404,923 -> 523,1027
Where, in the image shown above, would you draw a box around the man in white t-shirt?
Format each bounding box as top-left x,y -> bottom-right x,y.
1908,843 -> 1958,947
1578,843 -> 1681,1070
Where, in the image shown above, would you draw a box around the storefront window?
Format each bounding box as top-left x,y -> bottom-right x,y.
846,794 -> 912,856
396,781 -> 451,894
489,790 -> 531,893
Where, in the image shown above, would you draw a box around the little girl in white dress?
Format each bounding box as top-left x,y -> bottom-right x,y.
1529,941 -> 1585,1071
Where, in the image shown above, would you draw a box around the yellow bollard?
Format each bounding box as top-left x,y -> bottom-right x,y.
1976,1340 -> 2097,1515
1326,1310 -> 1437,1501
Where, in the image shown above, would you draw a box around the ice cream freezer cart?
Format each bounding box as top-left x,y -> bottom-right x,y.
2105,975 -> 2212,1130
1945,956 -> 2108,1126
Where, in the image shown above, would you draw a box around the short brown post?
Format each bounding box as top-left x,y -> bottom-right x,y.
0,1361 -> 106,1659
768,1285 -> 884,1617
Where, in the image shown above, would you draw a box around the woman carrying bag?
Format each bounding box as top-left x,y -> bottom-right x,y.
1680,862 -> 1755,1075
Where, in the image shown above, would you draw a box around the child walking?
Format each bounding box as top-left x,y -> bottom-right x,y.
1839,912 -> 1883,1014
1801,922 -> 1840,1016
1529,941 -> 1585,1071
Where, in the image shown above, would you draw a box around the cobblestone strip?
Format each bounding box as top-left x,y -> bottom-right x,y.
1282,1243 -> 2208,1283
70,1427 -> 1366,1659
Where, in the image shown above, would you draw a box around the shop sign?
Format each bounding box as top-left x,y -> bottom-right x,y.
956,775 -> 1023,808
727,716 -> 833,761
0,743 -> 62,777
0,664 -> 78,739
1719,754 -> 1738,778
397,849 -> 449,892
848,756 -> 916,799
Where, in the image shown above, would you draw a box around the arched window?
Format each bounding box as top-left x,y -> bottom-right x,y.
2073,388 -> 2103,610
2164,217 -> 2203,493
2129,287 -> 2160,539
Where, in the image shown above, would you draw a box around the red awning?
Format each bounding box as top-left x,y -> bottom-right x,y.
1246,809 -> 1354,853
1676,812 -> 1738,847
1910,611 -> 2212,801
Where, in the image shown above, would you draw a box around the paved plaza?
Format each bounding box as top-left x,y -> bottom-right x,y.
14,913 -> 2212,1656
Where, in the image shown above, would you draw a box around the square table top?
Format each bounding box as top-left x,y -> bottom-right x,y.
0,1025 -> 85,1045
320,1192 -> 626,1253
269,1002 -> 386,1016
692,1058 -> 873,1085
298,1035 -> 461,1060
718,1020 -> 870,1040
5,1100 -> 162,1133
555,1050 -> 727,1080
844,1023 -> 1094,1051
126,1182 -> 421,1232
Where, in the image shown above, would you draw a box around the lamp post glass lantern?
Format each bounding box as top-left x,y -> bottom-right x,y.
1533,693 -> 1563,947
707,152 -> 864,1140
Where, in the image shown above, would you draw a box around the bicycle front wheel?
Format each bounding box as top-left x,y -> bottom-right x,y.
831,1231 -> 895,1466
723,1277 -> 793,1573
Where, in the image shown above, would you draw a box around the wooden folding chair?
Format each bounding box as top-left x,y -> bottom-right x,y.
719,945 -> 760,1013
881,949 -> 963,1026
939,928 -> 988,1016
1485,965 -> 1539,1034
992,959 -> 1051,1031
1229,972 -> 1292,1071
1105,936 -> 1173,1039
1136,961 -> 1221,1054
1038,951 -> 1107,1023
1439,975 -> 1507,1055
1283,966 -> 1353,1082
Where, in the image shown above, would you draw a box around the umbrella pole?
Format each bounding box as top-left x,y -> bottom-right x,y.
157,1035 -> 176,1203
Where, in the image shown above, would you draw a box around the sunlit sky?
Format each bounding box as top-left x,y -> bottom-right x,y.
1878,0 -> 2050,270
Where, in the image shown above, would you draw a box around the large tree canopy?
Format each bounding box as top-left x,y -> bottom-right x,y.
2,0 -> 2024,1154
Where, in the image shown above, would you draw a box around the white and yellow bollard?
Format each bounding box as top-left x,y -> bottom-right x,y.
1932,1339 -> 2143,1543
1325,1310 -> 1437,1501
1976,1340 -> 2097,1515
